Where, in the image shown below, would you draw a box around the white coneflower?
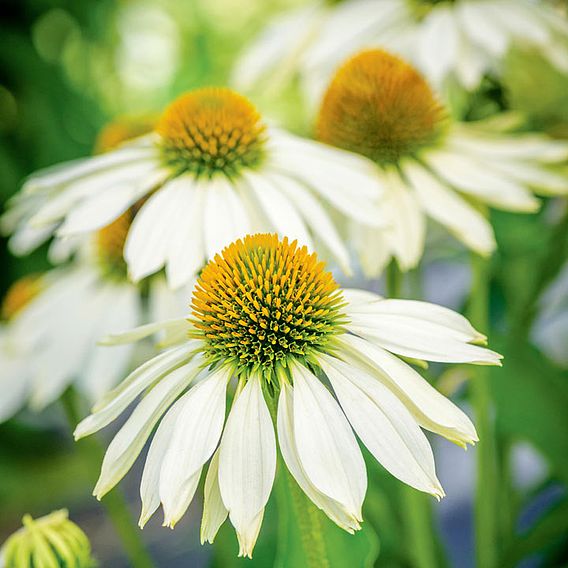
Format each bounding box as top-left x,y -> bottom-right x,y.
75,234 -> 501,558
315,49 -> 568,275
233,0 -> 568,100
1,509 -> 94,568
2,87 -> 384,289
0,208 -> 192,421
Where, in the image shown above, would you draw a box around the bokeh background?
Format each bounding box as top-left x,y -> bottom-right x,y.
1,0 -> 567,566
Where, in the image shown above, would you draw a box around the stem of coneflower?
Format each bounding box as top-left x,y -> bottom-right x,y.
61,387 -> 156,568
386,261 -> 442,568
468,253 -> 499,568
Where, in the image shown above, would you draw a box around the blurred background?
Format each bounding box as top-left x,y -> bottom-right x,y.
1,0 -> 567,566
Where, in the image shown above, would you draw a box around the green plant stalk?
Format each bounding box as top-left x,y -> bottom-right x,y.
282,466 -> 330,568
387,261 -> 441,568
61,388 -> 155,568
468,253 -> 499,568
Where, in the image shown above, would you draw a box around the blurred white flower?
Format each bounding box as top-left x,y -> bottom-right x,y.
0,211 -> 193,421
233,0 -> 568,102
316,49 -> 568,275
2,87 -> 385,289
75,234 -> 501,558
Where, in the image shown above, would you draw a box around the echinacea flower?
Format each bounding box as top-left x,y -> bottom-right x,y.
1,509 -> 94,568
75,234 -> 501,558
2,87 -> 384,289
233,0 -> 568,101
316,49 -> 568,275
0,207 -> 191,421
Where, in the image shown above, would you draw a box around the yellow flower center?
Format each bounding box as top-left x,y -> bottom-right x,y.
94,116 -> 156,153
191,234 -> 346,380
156,87 -> 267,179
1,275 -> 42,321
317,49 -> 446,165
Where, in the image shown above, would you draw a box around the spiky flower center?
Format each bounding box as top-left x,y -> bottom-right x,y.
1,275 -> 42,321
157,87 -> 267,179
317,49 -> 446,165
191,234 -> 346,380
94,116 -> 155,154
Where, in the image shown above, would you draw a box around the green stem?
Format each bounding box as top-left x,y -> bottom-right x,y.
61,388 -> 155,568
282,467 -> 329,568
468,253 -> 499,568
386,260 -> 442,568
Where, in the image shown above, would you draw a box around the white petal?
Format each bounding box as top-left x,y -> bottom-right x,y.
93,359 -> 202,498
219,373 -> 276,558
418,6 -> 458,85
403,161 -> 495,256
269,172 -> 351,273
99,317 -> 189,346
0,355 -> 30,422
200,449 -> 229,544
124,178 -> 188,282
243,171 -> 312,249
291,362 -> 366,519
337,334 -> 478,447
57,167 -> 165,236
74,343 -> 196,439
425,149 -> 540,212
346,298 -> 503,365
382,170 -> 426,270
160,367 -> 230,527
165,177 -> 206,289
321,354 -> 444,498
24,143 -> 156,192
277,382 -> 361,532
139,396 -> 185,528
204,177 -> 250,259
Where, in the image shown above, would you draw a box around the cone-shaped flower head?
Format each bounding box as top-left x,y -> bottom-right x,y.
317,49 -> 446,165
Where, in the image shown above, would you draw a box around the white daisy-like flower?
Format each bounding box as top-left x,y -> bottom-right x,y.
2,87 -> 384,289
75,234 -> 501,558
315,49 -> 568,275
0,209 -> 192,422
233,0 -> 568,101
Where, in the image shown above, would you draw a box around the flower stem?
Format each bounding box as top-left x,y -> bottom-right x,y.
468,253 -> 499,568
60,388 -> 155,568
281,466 -> 330,568
386,260 -> 442,568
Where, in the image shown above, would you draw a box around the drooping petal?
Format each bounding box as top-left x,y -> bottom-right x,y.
139,397 -> 185,528
218,373 -> 276,558
277,381 -> 361,532
93,359 -> 203,499
291,362 -> 366,520
159,367 -> 230,527
321,354 -> 444,498
403,161 -> 496,256
345,298 -> 503,364
201,449 -> 229,544
337,334 -> 478,447
74,343 -> 197,439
